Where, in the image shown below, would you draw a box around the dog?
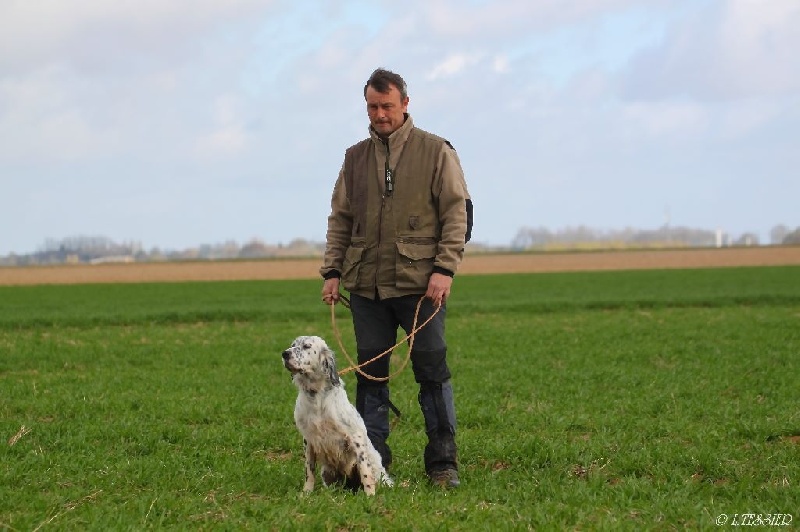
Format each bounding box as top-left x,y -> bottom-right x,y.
282,335 -> 392,495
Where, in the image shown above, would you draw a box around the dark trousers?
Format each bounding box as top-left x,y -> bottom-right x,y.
349,293 -> 458,473
350,293 -> 450,382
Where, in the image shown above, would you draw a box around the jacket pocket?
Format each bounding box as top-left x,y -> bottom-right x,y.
396,240 -> 437,290
341,242 -> 366,292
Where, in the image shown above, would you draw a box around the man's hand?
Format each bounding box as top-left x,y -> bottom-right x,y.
425,272 -> 453,307
322,277 -> 341,305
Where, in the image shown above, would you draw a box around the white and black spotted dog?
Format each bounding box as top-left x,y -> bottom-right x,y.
282,335 -> 392,496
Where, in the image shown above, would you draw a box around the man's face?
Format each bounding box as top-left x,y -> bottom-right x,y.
366,84 -> 409,138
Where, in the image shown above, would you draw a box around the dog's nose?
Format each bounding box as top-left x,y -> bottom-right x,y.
282,350 -> 291,360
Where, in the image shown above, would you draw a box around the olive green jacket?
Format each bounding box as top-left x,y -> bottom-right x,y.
321,115 -> 471,299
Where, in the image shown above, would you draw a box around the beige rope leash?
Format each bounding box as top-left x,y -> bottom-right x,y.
330,294 -> 441,382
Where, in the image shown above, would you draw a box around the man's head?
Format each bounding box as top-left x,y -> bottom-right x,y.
364,68 -> 409,138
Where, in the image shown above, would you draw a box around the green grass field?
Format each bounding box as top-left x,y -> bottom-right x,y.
1,267 -> 798,530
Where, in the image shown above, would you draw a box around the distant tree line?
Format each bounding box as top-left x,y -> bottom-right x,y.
31,236 -> 144,264
1,225 -> 799,266
510,224 -> 800,251
0,236 -> 325,267
771,224 -> 800,245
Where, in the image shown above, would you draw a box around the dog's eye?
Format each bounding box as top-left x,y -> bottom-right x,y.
303,343 -> 312,349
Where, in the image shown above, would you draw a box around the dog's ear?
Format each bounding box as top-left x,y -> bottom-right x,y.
322,346 -> 340,386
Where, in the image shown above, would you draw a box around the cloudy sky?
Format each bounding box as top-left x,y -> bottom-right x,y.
1,0 -> 798,255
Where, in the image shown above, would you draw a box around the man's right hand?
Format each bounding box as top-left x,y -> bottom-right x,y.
322,277 -> 341,305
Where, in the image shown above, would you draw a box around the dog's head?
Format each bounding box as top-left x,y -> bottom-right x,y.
282,335 -> 340,389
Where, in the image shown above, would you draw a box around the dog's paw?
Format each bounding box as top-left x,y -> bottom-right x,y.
381,473 -> 394,487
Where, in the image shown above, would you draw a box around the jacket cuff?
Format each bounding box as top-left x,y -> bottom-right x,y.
322,270 -> 341,280
433,266 -> 454,277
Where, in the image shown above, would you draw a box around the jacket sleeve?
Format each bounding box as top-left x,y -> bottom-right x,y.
320,164 -> 353,279
432,143 -> 470,276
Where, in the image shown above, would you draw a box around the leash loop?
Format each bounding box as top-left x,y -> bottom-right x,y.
330,294 -> 440,382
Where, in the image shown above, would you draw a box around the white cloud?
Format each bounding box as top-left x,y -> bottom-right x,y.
0,0 -> 277,72
621,101 -> 709,138
0,64 -> 119,161
0,0 -> 798,255
194,126 -> 248,159
716,0 -> 800,96
716,101 -> 785,141
622,0 -> 800,101
421,0 -> 655,39
0,1 -> 276,164
426,53 -> 485,81
492,54 -> 510,74
193,95 -> 249,159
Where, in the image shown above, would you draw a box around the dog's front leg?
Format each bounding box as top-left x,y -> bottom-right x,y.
359,464 -> 377,496
353,443 -> 377,496
303,439 -> 316,493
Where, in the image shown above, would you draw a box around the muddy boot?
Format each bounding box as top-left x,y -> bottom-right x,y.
419,380 -> 459,487
356,382 -> 393,470
428,467 -> 460,489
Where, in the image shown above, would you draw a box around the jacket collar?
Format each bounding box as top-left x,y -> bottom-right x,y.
369,114 -> 414,151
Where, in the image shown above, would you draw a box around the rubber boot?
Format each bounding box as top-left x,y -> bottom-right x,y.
355,383 -> 393,470
419,380 -> 459,486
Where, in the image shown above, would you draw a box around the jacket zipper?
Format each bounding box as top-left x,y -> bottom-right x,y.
375,138 -> 391,293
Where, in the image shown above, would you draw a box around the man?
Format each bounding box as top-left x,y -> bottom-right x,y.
320,68 -> 472,489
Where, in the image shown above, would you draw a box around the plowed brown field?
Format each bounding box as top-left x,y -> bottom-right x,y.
2,247 -> 799,286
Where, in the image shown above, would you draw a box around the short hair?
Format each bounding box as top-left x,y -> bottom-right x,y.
364,68 -> 408,100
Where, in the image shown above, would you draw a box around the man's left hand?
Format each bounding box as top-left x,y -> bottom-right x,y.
426,273 -> 452,307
